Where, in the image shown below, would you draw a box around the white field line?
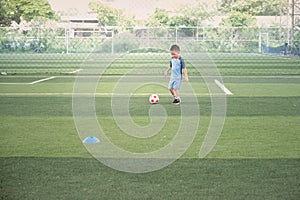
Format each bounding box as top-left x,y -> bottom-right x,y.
0,76 -> 55,85
29,76 -> 56,85
214,80 -> 233,95
0,83 -> 29,85
66,69 -> 82,74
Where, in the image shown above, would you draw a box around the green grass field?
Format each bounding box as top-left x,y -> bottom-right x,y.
0,53 -> 300,199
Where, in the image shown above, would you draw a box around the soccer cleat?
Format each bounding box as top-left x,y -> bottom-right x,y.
173,98 -> 180,105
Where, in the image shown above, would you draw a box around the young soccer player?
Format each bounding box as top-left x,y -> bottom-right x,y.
164,44 -> 189,105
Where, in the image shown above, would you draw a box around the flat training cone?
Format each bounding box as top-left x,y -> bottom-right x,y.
82,136 -> 100,144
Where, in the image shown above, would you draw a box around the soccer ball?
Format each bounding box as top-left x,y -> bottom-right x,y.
149,94 -> 159,104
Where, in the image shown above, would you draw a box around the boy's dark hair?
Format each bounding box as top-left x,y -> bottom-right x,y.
170,44 -> 180,52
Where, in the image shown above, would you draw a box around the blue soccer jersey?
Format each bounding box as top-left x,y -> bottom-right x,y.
170,57 -> 186,79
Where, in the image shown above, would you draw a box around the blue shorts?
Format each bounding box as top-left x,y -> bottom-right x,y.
169,78 -> 182,90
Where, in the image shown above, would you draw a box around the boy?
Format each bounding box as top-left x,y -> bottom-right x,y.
164,44 -> 189,105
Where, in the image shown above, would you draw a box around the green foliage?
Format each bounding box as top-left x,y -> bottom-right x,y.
0,0 -> 15,26
168,16 -> 195,27
177,2 -> 212,27
218,12 -> 257,52
89,1 -> 136,27
145,3 -> 211,27
89,1 -> 118,26
98,31 -> 139,53
0,25 -> 68,53
222,11 -> 256,27
89,1 -> 119,26
119,15 -> 136,27
18,0 -> 56,21
145,8 -> 170,27
0,0 -> 56,27
218,0 -> 286,16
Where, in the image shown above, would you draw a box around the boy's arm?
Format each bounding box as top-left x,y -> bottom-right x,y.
183,68 -> 189,81
164,67 -> 171,77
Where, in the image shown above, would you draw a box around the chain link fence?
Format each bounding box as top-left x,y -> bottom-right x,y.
0,26 -> 299,55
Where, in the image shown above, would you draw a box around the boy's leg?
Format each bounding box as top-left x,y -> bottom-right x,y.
169,89 -> 179,99
169,89 -> 175,97
169,79 -> 177,99
172,89 -> 181,104
173,79 -> 182,104
174,79 -> 181,99
169,79 -> 181,104
173,89 -> 179,99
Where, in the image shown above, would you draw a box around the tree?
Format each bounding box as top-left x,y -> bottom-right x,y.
168,16 -> 195,27
218,0 -> 287,16
0,0 -> 56,27
145,2 -> 211,27
145,8 -> 170,27
219,11 -> 257,52
89,1 -> 119,27
89,1 -> 136,27
169,3 -> 212,27
221,11 -> 256,27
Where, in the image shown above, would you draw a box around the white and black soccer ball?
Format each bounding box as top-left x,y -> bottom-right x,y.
149,94 -> 159,104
